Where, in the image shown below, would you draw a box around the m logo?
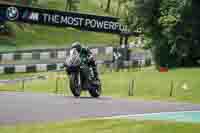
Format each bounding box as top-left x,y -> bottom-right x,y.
29,12 -> 39,21
6,7 -> 19,20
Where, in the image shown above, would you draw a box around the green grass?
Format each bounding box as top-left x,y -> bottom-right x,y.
0,0 -> 120,51
12,25 -> 119,50
0,119 -> 200,133
1,68 -> 200,103
102,67 -> 200,103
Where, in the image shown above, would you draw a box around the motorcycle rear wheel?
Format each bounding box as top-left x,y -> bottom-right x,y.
88,80 -> 101,98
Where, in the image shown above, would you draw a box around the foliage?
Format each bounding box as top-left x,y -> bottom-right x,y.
65,0 -> 79,11
105,0 -> 112,12
125,0 -> 195,67
116,0 -> 129,16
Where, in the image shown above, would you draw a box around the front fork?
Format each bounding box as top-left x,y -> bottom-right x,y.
70,72 -> 81,88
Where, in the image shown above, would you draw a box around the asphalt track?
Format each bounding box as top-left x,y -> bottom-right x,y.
0,92 -> 200,125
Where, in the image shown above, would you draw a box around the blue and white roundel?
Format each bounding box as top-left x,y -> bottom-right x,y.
6,7 -> 19,20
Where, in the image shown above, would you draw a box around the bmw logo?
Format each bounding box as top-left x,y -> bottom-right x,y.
6,7 -> 19,21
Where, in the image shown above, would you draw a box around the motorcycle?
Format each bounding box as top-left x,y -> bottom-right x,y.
64,48 -> 102,98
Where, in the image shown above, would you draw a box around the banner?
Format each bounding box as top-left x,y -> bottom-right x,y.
0,3 -> 128,34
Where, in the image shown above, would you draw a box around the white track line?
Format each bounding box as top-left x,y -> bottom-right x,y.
98,111 -> 200,120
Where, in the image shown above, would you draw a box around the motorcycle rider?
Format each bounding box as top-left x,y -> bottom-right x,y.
70,41 -> 100,81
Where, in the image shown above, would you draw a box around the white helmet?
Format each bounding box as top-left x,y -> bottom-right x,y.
71,41 -> 82,52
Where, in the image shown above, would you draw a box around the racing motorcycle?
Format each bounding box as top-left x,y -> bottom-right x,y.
64,48 -> 101,98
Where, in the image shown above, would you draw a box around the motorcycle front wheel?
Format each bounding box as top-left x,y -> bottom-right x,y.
69,73 -> 81,97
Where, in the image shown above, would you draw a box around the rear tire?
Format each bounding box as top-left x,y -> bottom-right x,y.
69,74 -> 81,97
89,80 -> 101,98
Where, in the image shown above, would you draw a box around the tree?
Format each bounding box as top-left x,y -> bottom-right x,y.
116,0 -> 129,16
65,0 -> 79,11
105,0 -> 112,12
124,0 -> 196,67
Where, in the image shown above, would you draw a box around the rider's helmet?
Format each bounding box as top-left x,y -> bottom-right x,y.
71,41 -> 82,53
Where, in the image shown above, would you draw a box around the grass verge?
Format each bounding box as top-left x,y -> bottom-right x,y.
0,119 -> 199,133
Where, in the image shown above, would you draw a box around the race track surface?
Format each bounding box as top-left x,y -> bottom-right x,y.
0,92 -> 200,125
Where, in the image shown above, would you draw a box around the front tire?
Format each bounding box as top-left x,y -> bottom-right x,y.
69,73 -> 81,97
